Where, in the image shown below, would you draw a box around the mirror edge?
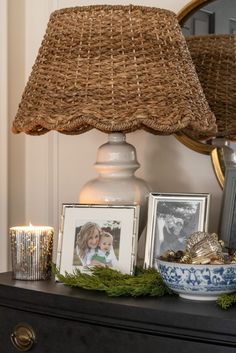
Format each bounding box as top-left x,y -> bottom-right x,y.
211,148 -> 224,188
174,133 -> 224,189
176,0 -> 224,189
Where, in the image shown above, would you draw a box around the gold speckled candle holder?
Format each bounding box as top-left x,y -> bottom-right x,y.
10,225 -> 54,280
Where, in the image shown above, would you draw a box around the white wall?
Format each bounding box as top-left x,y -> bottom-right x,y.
0,0 -> 8,271
6,0 -> 222,269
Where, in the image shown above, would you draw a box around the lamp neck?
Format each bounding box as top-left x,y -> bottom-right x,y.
94,133 -> 140,178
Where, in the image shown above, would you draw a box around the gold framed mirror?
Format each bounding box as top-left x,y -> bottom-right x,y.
175,0 -> 235,189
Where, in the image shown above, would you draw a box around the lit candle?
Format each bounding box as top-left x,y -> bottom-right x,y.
9,225 -> 54,280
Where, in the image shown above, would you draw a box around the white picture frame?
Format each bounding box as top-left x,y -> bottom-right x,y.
57,204 -> 139,275
144,192 -> 210,269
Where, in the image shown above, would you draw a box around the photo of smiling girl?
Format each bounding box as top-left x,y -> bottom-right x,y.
73,222 -> 101,267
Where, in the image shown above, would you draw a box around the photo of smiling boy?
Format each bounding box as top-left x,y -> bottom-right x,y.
90,231 -> 119,268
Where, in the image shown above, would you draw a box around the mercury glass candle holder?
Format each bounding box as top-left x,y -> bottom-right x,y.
10,225 -> 54,280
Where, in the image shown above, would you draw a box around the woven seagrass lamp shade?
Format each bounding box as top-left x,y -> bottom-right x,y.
12,5 -> 217,137
186,34 -> 236,140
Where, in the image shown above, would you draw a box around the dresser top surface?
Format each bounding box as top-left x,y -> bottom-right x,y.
0,271 -> 234,315
0,271 -> 235,341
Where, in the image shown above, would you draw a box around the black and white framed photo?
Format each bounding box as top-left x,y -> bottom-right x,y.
220,167 -> 236,249
144,193 -> 210,269
57,204 -> 139,275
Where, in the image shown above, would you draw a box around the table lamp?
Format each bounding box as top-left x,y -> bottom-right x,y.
11,5 -> 217,239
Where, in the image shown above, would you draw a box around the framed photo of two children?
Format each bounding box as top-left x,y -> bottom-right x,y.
57,204 -> 140,275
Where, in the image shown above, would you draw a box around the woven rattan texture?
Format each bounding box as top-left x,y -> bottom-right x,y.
186,34 -> 236,139
12,5 -> 216,136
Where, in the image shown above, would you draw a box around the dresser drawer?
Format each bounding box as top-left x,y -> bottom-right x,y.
0,305 -> 235,353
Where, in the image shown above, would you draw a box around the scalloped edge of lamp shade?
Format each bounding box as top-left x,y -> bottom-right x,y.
12,108 -> 216,137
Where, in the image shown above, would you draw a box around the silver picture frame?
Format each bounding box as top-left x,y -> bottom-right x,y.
57,203 -> 140,275
220,167 -> 236,249
144,192 -> 210,269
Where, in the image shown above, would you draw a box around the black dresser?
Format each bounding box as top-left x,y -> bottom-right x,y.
0,271 -> 236,352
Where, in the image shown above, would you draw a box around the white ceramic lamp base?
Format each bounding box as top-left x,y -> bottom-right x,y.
79,132 -> 150,239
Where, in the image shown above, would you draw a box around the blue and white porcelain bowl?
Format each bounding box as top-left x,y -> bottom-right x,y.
158,259 -> 236,301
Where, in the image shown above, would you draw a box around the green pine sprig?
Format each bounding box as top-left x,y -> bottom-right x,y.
217,292 -> 236,310
53,264 -> 236,308
53,264 -> 173,297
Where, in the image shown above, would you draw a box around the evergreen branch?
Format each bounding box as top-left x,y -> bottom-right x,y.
53,264 -> 173,297
53,264 -> 236,308
217,292 -> 236,310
